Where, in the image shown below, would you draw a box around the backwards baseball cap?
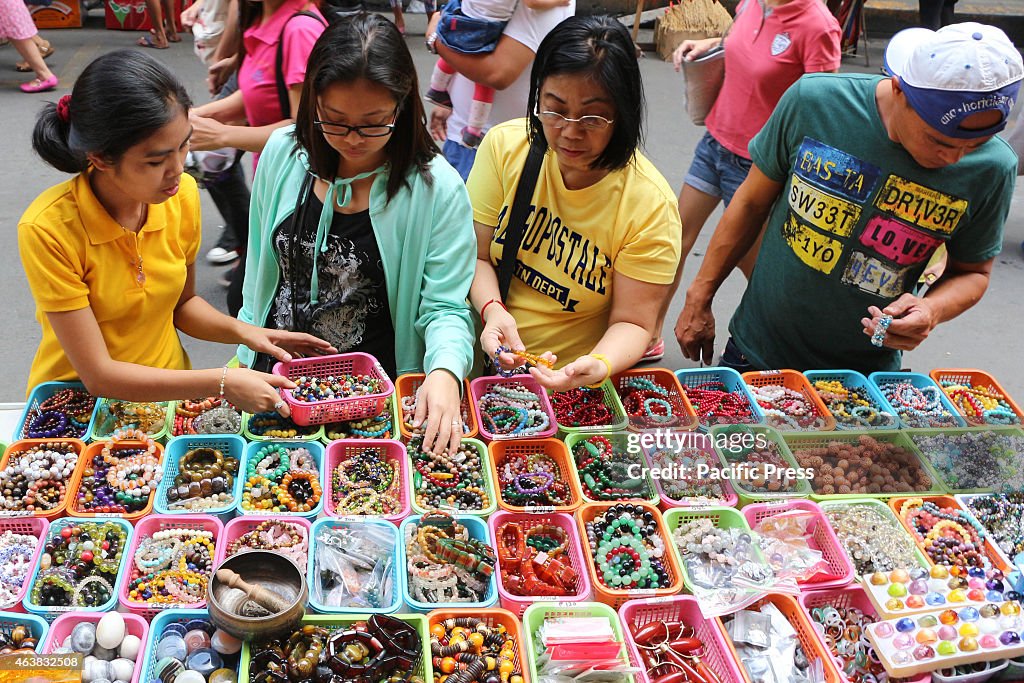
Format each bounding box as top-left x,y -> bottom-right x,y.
883,22 -> 1023,139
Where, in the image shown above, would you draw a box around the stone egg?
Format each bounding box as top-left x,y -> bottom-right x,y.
176,672 -> 207,683
209,668 -> 237,683
156,656 -> 184,683
93,645 -> 119,661
156,635 -> 187,662
71,622 -> 97,654
97,613 -> 126,650
82,658 -> 110,683
211,630 -> 241,655
109,658 -> 134,682
119,634 -> 142,662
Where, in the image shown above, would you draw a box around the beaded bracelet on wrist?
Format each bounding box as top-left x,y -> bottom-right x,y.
247,412 -> 319,439
226,519 -> 309,568
31,521 -> 127,608
332,448 -> 401,515
550,387 -> 614,428
173,396 -> 242,435
584,503 -> 671,591
618,377 -> 682,429
812,379 -> 897,429
570,436 -> 651,501
476,382 -> 550,437
405,512 -> 493,604
291,374 -> 384,403
682,381 -> 757,427
496,452 -> 570,507
0,441 -> 79,513
100,400 -> 167,436
408,437 -> 490,513
25,388 -> 96,439
241,445 -> 322,513
749,384 -> 827,431
429,616 -> 524,683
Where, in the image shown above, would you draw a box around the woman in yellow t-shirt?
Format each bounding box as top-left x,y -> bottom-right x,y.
467,15 -> 682,391
19,50 -> 334,413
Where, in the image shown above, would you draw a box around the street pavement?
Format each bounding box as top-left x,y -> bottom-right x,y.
0,10 -> 1022,402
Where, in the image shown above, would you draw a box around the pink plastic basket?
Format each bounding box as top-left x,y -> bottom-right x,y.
0,517 -> 49,613
619,595 -> 747,683
117,514 -> 225,621
274,352 -> 395,426
222,514 -> 312,571
42,611 -> 150,683
741,499 -> 854,590
798,585 -> 930,683
470,376 -> 557,441
487,510 -> 593,617
324,439 -> 410,523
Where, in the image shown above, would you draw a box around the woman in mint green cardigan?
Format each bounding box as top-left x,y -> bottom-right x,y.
238,14 -> 476,453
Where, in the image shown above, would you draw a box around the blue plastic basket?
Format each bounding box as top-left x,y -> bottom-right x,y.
674,367 -> 765,430
307,517 -> 402,614
868,372 -> 968,429
139,610 -> 240,682
155,434 -> 246,522
236,440 -> 326,519
804,369 -> 902,430
13,381 -> 102,442
23,517 -> 134,621
0,611 -> 47,650
398,514 -> 498,613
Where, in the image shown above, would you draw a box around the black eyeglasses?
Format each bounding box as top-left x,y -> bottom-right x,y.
314,109 -> 400,138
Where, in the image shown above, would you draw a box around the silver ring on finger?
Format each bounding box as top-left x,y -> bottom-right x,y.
274,400 -> 286,410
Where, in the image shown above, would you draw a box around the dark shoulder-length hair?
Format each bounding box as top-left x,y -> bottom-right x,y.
527,15 -> 644,171
294,14 -> 436,200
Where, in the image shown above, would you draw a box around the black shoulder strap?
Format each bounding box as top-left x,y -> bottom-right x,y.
497,136 -> 546,301
275,10 -> 327,120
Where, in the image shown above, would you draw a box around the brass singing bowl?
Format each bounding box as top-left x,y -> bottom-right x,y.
207,550 -> 307,640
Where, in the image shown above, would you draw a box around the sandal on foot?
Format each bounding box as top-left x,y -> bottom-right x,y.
137,33 -> 169,48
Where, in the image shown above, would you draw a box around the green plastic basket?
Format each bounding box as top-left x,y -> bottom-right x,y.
409,437 -> 497,517
322,392 -> 400,443
781,429 -> 945,502
521,602 -> 635,683
87,399 -> 171,442
238,613 -> 432,683
817,497 -> 931,576
562,431 -> 659,505
904,426 -> 1024,494
165,399 -> 243,437
709,424 -> 814,505
242,411 -> 324,441
552,379 -> 629,436
662,506 -> 760,594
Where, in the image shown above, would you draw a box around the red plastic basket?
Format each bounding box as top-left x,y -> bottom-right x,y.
428,608 -> 531,683
929,368 -> 1024,427
0,517 -> 49,612
65,439 -> 165,522
274,352 -> 395,426
395,373 -> 479,440
470,376 -> 557,441
42,611 -> 149,683
742,370 -> 837,432
889,495 -> 1011,571
117,513 -> 224,621
324,439 -> 410,523
619,595 -> 747,683
222,514 -> 311,570
613,368 -> 699,432
741,499 -> 854,590
0,439 -> 87,521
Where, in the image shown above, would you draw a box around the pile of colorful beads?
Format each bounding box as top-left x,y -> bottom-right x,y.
681,381 -> 757,427
938,377 -> 1019,425
429,616 -> 523,683
31,521 -> 128,607
962,493 -> 1024,562
166,446 -> 240,511
325,402 -> 394,440
645,446 -> 729,503
246,412 -> 319,439
173,397 -> 242,435
225,519 -> 308,568
402,390 -> 471,434
241,444 -> 322,513
405,512 -> 495,604
877,381 -> 961,428
72,430 -> 163,515
551,386 -> 614,428
721,440 -> 802,495
152,617 -> 241,683
99,400 -> 167,435
909,430 -> 1024,492
0,440 -> 79,513
24,387 -> 96,438
583,503 -> 671,591
749,383 -> 827,431
291,374 -> 384,402
789,435 -> 933,496
571,436 -> 653,501
476,382 -> 551,437
811,379 -> 898,429
807,604 -> 890,683
126,527 -> 216,606
496,520 -> 578,597
408,437 -> 490,512
332,447 -> 401,515
53,614 -> 142,683
0,530 -> 39,607
823,503 -> 920,575
312,523 -> 395,609
617,376 -> 685,429
898,498 -> 989,569
495,451 -> 572,508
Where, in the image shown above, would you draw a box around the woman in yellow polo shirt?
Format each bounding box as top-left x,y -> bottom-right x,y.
19,50 -> 334,414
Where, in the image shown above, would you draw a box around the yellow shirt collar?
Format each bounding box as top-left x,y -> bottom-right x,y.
72,172 -> 168,245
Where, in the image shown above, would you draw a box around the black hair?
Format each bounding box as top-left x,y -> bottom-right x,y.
32,49 -> 192,174
294,13 -> 435,200
527,15 -> 644,171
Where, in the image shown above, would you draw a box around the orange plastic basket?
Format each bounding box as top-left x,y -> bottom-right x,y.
427,608 -> 531,683
574,502 -> 683,609
65,439 -> 165,522
0,439 -> 87,521
889,495 -> 1010,571
929,368 -> 1024,426
721,593 -> 841,683
395,373 -> 479,440
612,368 -> 699,432
488,438 -> 582,513
742,370 -> 837,432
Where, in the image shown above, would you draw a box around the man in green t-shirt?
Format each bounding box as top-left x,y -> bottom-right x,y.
676,23 -> 1023,373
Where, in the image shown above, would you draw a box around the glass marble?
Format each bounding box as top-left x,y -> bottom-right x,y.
926,593 -> 946,606
1000,631 -> 1021,645
910,567 -> 929,581
948,577 -> 968,590
891,569 -> 910,583
948,589 -> 968,603
939,610 -> 959,625
937,641 -> 957,656
968,567 -> 986,578
938,626 -> 958,641
1001,602 -> 1021,616
874,623 -> 895,638
907,595 -> 926,609
913,645 -> 935,661
987,591 -> 1006,603
915,629 -> 937,645
870,572 -> 888,586
959,637 -> 979,652
889,583 -> 908,598
894,634 -> 915,650
968,589 -> 986,602
960,607 -> 980,622
986,578 -> 1003,591
959,624 -> 980,637
896,618 -> 916,632
980,635 -> 1000,649
886,599 -> 906,611
1006,591 -> 1022,601
981,604 -> 1000,618
909,579 -> 929,595
918,615 -> 938,628
930,565 -> 949,579
968,578 -> 986,590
